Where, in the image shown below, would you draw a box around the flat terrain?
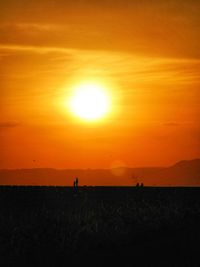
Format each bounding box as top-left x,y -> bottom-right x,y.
0,186 -> 200,266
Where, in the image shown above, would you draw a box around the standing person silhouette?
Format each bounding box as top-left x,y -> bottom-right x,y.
75,177 -> 79,188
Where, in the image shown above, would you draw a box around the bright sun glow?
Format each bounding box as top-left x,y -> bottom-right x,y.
69,82 -> 110,121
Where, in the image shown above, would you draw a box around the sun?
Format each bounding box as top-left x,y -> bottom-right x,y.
69,82 -> 111,121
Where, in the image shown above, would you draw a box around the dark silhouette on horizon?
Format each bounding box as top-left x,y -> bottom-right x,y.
0,159 -> 199,186
73,177 -> 79,188
136,182 -> 144,187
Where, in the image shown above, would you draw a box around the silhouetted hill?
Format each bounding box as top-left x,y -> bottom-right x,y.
0,159 -> 199,186
145,159 -> 200,186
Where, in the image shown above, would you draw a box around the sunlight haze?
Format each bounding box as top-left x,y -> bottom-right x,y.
0,0 -> 199,171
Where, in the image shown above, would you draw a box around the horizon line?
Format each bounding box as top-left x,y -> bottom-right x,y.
0,158 -> 199,171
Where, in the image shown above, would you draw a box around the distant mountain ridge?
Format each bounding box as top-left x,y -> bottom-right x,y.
0,159 -> 200,186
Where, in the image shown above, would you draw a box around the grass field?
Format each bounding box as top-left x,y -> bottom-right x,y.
0,186 -> 200,266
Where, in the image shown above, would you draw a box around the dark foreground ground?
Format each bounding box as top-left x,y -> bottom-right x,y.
0,186 -> 200,266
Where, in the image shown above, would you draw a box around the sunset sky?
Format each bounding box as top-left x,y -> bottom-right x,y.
0,0 -> 200,169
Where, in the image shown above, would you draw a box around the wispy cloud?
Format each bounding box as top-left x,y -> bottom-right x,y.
0,22 -> 59,32
162,121 -> 196,127
0,44 -> 75,54
162,122 -> 180,127
0,121 -> 20,128
0,43 -> 200,86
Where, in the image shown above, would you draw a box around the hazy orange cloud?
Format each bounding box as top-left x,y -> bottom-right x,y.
0,1 -> 199,57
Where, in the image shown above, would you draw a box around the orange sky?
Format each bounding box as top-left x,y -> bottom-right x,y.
0,0 -> 200,169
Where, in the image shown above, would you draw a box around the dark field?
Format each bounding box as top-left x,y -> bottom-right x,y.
1,186 -> 200,266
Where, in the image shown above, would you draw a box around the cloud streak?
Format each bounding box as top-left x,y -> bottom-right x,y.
0,44 -> 75,54
0,1 -> 200,58
0,121 -> 20,128
0,43 -> 200,87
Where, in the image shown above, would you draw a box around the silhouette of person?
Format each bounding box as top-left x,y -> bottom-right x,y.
136,183 -> 139,187
141,182 -> 144,187
75,177 -> 79,187
73,181 -> 76,188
